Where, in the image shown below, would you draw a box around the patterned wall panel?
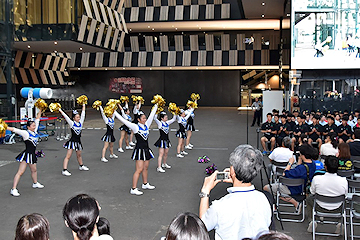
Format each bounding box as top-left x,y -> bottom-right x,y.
14,51 -> 71,86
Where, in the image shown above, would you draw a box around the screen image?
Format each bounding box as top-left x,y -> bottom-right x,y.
291,0 -> 360,69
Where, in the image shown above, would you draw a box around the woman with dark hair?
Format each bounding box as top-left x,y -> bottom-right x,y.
98,106 -> 117,163
129,100 -> 142,146
59,104 -> 89,176
320,132 -> 339,156
154,111 -> 177,173
97,217 -> 110,236
15,213 -> 49,240
338,142 -> 353,170
63,194 -> 113,240
7,109 -> 44,197
114,103 -> 158,195
176,109 -> 194,158
117,106 -> 133,153
165,212 -> 210,240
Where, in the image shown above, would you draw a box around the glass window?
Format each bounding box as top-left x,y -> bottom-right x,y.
58,0 -> 72,23
43,0 -> 57,24
14,0 -> 26,27
27,0 -> 42,25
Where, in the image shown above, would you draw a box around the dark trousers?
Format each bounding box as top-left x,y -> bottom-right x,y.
252,110 -> 261,126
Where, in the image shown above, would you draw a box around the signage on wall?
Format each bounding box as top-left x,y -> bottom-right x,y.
109,77 -> 143,94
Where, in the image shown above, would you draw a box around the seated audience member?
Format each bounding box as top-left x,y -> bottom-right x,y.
165,212 -> 210,240
292,115 -> 309,151
257,231 -> 294,240
337,142 -> 353,170
277,115 -> 288,146
349,129 -> 360,156
307,115 -> 322,148
306,156 -> 348,233
97,217 -> 110,236
63,194 -> 113,240
353,118 -> 360,132
268,137 -> 294,172
320,132 -> 339,157
264,144 -> 316,212
200,145 -> 271,240
334,114 -> 342,126
261,113 -> 276,154
327,116 -> 338,134
15,213 -> 49,240
338,115 -> 352,143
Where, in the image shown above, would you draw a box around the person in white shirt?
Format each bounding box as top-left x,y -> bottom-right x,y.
199,145 -> 272,240
306,156 -> 348,233
319,132 -> 339,157
268,137 -> 294,167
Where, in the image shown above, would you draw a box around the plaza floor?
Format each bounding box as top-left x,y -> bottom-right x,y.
0,107 -> 349,239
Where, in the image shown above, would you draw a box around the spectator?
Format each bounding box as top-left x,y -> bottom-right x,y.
97,217 -> 110,236
349,129 -> 360,156
199,145 -> 271,240
307,115 -> 322,149
306,156 -> 348,233
251,98 -> 262,127
326,116 -> 338,134
165,212 -> 210,240
264,144 -> 316,211
337,142 -> 353,170
63,194 -> 113,240
291,115 -> 309,151
338,115 -> 352,143
261,113 -> 276,154
320,132 -> 339,157
277,115 -> 288,146
15,213 -> 49,240
268,137 -> 294,172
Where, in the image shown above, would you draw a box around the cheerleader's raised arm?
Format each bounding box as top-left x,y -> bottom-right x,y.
114,109 -> 138,133
145,104 -> 158,128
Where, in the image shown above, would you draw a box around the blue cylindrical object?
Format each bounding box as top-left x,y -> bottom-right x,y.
20,87 -> 33,98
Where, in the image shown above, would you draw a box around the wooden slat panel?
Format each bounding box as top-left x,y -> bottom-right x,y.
114,12 -> 123,30
205,34 -> 214,51
118,31 -> 126,52
213,50 -> 222,66
221,34 -> 230,51
221,3 -> 230,18
60,58 -> 68,71
183,0 -> 191,5
190,35 -> 199,51
130,7 -> 139,22
167,51 -> 175,66
95,52 -> 104,67
87,18 -> 98,44
91,0 -> 101,21
182,51 -> 191,66
237,34 -> 245,50
99,3 -> 109,25
160,6 -> 169,21
245,50 -> 253,65
103,27 -> 113,48
24,52 -> 32,68
145,7 -> 154,21
124,52 -> 132,66
81,52 -> 90,67
152,51 -> 161,66
229,50 -> 237,65
117,0 -> 125,12
111,29 -> 120,50
261,50 -> 269,65
190,5 -> 198,20
96,22 -> 106,46
29,69 -> 39,84
34,53 -> 43,69
124,0 -> 131,8
52,57 -> 60,71
139,0 -> 146,7
39,70 -> 49,85
169,0 -> 176,5
175,5 -> 184,20
205,4 -> 214,19
199,0 -> 206,4
19,68 -> 29,84
130,36 -> 139,52
145,36 -> 154,52
77,15 -> 88,41
154,0 -> 161,7
107,6 -> 116,28
138,52 -> 146,66
83,0 -> 93,18
48,71 -> 57,85
14,51 -> 23,68
43,55 -> 52,70
198,50 -> 206,66
160,35 -> 169,52
175,35 -> 183,51
253,34 -> 261,50
109,52 -> 118,67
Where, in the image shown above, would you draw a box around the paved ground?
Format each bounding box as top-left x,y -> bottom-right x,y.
0,107 -> 350,239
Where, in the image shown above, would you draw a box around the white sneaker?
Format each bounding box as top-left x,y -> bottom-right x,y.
126,145 -> 134,150
142,183 -> 155,190
32,182 -> 44,189
157,167 -> 165,173
101,157 -> 109,163
189,143 -> 194,147
177,154 -> 184,158
181,151 -> 188,155
185,145 -> 193,150
109,154 -> 118,159
129,141 -> 136,146
307,221 -> 318,233
118,148 -> 124,153
79,165 -> 89,171
62,170 -> 72,176
162,163 -> 171,169
10,188 -> 20,197
130,188 -> 143,195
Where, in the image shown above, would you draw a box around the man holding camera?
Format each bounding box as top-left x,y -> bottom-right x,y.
199,145 -> 272,240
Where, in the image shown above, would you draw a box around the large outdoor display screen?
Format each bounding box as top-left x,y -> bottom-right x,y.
291,0 -> 360,69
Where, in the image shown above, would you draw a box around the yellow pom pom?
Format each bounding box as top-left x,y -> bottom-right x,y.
151,94 -> 166,108
92,100 -> 102,110
191,93 -> 200,101
168,102 -> 181,115
186,100 -> 198,109
106,99 -> 120,111
77,95 -> 88,105
120,96 -> 129,103
103,106 -> 115,118
49,103 -> 61,112
34,98 -> 48,111
0,119 -> 8,135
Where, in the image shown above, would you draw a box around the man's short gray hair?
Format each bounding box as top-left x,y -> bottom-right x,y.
282,137 -> 291,149
229,144 -> 263,183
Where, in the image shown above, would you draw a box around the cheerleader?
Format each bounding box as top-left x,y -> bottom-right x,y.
129,101 -> 141,146
118,106 -> 134,152
59,104 -> 89,176
99,106 -> 118,162
176,109 -> 193,158
154,112 -> 177,173
7,109 -> 44,197
185,106 -> 195,150
114,104 -> 158,196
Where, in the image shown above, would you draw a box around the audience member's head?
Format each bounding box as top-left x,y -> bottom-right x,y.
165,212 -> 210,240
15,213 -> 49,240
97,217 -> 110,236
327,132 -> 339,149
257,231 -> 294,240
325,156 -> 339,174
63,194 -> 100,240
299,144 -> 315,160
338,142 -> 351,160
229,145 -> 263,183
354,129 -> 360,140
282,137 -> 291,149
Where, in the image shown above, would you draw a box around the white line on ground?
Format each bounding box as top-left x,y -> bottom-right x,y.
192,147 -> 228,150
87,128 -> 94,129
94,128 -> 101,130
0,161 -> 15,167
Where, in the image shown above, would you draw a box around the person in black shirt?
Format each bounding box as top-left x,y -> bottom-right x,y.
277,115 -> 288,146
327,116 -> 338,134
261,113 -> 275,154
292,115 -> 309,151
338,115 -> 352,143
308,115 -> 322,148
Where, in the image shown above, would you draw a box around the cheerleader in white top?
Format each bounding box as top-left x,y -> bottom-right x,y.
114,104 -> 158,196
7,109 -> 44,197
185,106 -> 195,150
176,109 -> 193,158
118,102 -> 134,153
59,104 -> 89,176
154,112 -> 177,173
99,106 -> 118,163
